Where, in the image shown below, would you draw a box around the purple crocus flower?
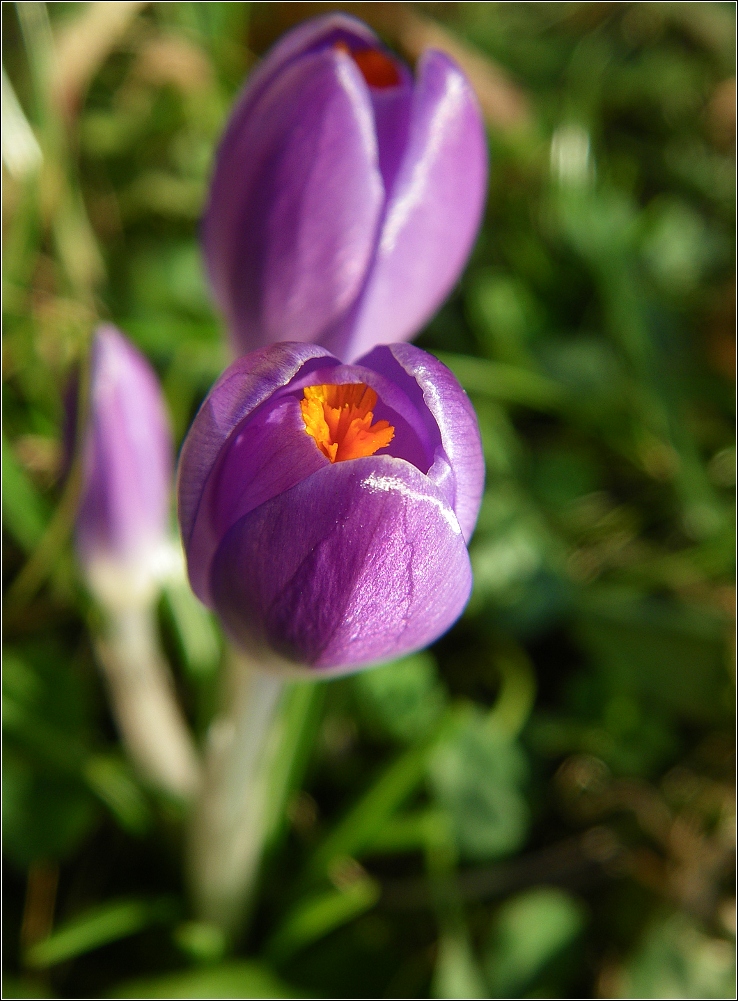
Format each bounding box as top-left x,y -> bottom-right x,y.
203,13 -> 487,363
76,325 -> 174,605
177,341 -> 484,674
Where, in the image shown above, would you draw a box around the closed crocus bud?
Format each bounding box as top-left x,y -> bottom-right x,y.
76,327 -> 201,800
76,325 -> 174,608
178,342 -> 484,674
203,13 -> 487,362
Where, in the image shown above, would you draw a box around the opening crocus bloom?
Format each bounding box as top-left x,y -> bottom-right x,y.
202,13 -> 487,362
178,343 -> 484,673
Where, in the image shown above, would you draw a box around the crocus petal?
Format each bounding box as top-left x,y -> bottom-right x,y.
177,343 -> 338,602
202,46 -> 384,356
337,50 -> 488,360
368,78 -> 414,197
77,325 -> 172,569
202,15 -> 488,363
230,12 -> 380,115
188,395 -> 329,607
209,455 -> 472,672
263,8 -> 416,189
178,341 -> 483,671
210,13 -> 401,195
358,344 -> 484,541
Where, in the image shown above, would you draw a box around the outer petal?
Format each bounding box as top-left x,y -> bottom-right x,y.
202,46 -> 384,356
221,13 -> 380,122
338,49 -> 488,360
177,343 -> 337,603
77,325 -> 172,568
210,455 -> 472,673
358,344 -> 484,541
245,13 -> 415,201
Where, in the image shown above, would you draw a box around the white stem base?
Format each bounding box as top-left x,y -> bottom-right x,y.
95,604 -> 201,801
188,647 -> 284,933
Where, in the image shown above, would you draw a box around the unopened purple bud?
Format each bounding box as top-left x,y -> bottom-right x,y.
177,341 -> 484,674
203,13 -> 487,363
76,325 -> 174,606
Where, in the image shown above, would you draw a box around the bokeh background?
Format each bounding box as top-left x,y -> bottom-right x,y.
2,2 -> 735,997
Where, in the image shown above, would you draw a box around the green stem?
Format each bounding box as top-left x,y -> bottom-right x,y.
487,643 -> 536,738
424,813 -> 486,999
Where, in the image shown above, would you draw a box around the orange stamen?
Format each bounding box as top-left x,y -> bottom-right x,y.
334,41 -> 401,88
300,383 -> 395,463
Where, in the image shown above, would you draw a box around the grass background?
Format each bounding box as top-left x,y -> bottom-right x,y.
3,3 -> 735,997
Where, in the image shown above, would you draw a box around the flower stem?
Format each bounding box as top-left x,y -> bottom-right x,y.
94,603 -> 201,801
187,647 -> 285,935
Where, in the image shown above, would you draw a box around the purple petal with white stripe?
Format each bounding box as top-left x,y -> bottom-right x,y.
338,50 -> 488,360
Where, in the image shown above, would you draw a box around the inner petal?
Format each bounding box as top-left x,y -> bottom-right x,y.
300,383 -> 395,462
351,47 -> 401,88
334,41 -> 401,88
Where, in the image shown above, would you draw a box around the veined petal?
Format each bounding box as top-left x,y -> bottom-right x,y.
210,455 -> 472,672
339,50 -> 487,360
358,344 -> 484,541
202,47 -> 384,356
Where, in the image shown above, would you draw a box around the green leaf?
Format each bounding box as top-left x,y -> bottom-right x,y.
433,930 -> 487,1000
2,642 -> 93,743
433,352 -> 565,412
2,750 -> 96,868
467,483 -> 556,619
25,898 -> 177,968
484,887 -> 586,997
127,243 -> 214,319
163,578 -> 221,680
640,197 -> 724,297
263,680 -> 325,853
172,922 -> 227,964
354,651 -> 447,744
620,912 -> 735,1000
1,977 -> 54,999
268,876 -> 380,962
576,591 -> 732,723
465,269 -> 541,366
82,755 -> 151,835
429,710 -> 529,862
365,810 -> 440,855
108,961 -> 299,999
308,736 -> 438,877
2,433 -> 49,551
487,646 -> 537,740
3,649 -> 101,800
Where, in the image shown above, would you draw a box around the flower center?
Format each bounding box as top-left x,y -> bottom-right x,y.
335,42 -> 401,88
300,383 -> 395,463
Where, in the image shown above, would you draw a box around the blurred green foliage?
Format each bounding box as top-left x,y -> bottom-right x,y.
3,2 -> 735,998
